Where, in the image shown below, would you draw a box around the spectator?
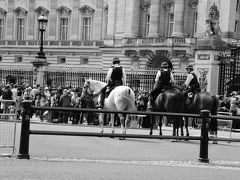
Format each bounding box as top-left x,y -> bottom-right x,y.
58,89 -> 71,123
230,92 -> 238,116
1,85 -> 13,113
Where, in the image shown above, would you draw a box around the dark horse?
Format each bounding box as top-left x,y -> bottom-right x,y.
149,88 -> 185,137
183,91 -> 219,141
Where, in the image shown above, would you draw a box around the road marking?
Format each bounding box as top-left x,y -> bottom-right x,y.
31,157 -> 240,170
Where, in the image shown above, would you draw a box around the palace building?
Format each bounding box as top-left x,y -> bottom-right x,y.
0,0 -> 239,94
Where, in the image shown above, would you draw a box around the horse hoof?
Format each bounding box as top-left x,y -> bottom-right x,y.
212,141 -> 218,144
149,132 -> 153,136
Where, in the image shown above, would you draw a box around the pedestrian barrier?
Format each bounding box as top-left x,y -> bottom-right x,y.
17,101 -> 240,163
0,100 -> 17,157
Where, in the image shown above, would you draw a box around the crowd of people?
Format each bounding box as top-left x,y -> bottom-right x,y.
0,83 -> 97,125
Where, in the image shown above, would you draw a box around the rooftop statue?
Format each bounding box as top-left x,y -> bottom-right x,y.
205,3 -> 221,37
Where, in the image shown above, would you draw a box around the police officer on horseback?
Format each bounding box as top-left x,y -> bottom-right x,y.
182,65 -> 201,98
97,57 -> 126,109
147,62 -> 175,110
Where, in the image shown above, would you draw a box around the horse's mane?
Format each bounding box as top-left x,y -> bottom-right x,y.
88,79 -> 107,87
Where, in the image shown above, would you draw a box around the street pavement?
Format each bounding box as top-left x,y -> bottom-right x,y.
1,117 -> 240,180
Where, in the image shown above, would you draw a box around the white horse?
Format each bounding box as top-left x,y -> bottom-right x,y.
82,79 -> 136,138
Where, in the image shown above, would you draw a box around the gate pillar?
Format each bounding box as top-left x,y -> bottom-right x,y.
31,60 -> 49,86
194,35 -> 227,95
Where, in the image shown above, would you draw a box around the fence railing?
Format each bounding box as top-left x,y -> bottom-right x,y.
17,101 -> 240,162
0,65 -> 187,92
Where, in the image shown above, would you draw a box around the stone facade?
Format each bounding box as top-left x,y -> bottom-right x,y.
0,0 -> 238,72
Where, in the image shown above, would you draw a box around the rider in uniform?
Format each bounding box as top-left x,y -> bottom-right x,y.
147,62 -> 175,110
97,57 -> 126,109
182,65 -> 201,98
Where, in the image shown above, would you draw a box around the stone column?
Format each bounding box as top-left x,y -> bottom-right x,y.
124,0 -> 140,37
148,0 -> 160,37
195,37 -> 227,95
106,0 -> 116,38
31,60 -> 49,86
195,0 -> 208,38
172,0 -> 185,37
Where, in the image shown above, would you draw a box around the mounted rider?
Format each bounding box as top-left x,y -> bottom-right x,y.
181,65 -> 201,99
147,62 -> 175,110
97,57 -> 126,109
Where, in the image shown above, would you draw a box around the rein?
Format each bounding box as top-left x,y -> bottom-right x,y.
82,81 -> 103,99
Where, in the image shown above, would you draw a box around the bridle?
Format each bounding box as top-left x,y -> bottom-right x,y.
82,81 -> 94,97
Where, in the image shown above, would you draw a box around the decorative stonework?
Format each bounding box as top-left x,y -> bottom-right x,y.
56,5 -> 72,16
103,5 -> 108,15
34,6 -> 49,16
79,5 -> 95,15
163,0 -> 174,10
198,68 -> 209,92
141,2 -> 150,13
188,0 -> 198,8
0,7 -> 7,16
13,7 -> 28,16
205,3 -> 221,37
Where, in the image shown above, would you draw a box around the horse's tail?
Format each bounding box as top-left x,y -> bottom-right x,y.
211,95 -> 219,115
123,87 -> 137,111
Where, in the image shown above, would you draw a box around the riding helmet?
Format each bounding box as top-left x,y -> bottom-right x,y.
161,62 -> 169,68
186,65 -> 193,71
112,57 -> 120,64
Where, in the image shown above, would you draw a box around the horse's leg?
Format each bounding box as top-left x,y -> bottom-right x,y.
184,117 -> 189,137
110,113 -> 115,134
98,113 -> 104,133
119,114 -> 125,140
158,115 -> 163,136
124,114 -> 130,134
149,115 -> 154,135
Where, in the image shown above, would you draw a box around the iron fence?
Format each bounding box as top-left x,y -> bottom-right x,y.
0,65 -> 187,91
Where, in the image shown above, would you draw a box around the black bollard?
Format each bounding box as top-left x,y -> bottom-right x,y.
17,100 -> 32,159
198,110 -> 210,163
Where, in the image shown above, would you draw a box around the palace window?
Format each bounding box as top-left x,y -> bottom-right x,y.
79,5 -> 94,41
0,18 -> 5,40
58,56 -> 66,64
56,6 -> 71,41
168,13 -> 174,37
193,12 -> 198,34
235,21 -> 239,33
80,57 -> 89,64
237,0 -> 240,12
15,55 -> 23,63
103,6 -> 108,37
0,8 -> 6,40
17,18 -> 25,40
13,7 -> 28,40
60,17 -> 69,40
82,17 -> 92,40
141,3 -> 150,38
0,55 -> 2,62
145,14 -> 150,37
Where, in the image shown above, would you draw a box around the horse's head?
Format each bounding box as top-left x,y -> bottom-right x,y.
82,79 -> 94,98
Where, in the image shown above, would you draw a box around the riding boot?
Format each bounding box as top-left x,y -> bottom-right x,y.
97,92 -> 105,109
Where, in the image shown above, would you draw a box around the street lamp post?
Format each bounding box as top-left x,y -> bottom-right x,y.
36,14 -> 48,60
31,14 -> 49,86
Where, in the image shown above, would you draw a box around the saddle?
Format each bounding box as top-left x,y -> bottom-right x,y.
160,85 -> 172,93
186,88 -> 201,104
105,86 -> 115,98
